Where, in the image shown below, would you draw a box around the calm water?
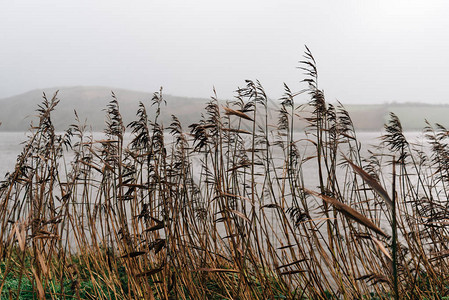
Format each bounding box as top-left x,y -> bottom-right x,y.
0,131 -> 425,180
0,132 -> 29,177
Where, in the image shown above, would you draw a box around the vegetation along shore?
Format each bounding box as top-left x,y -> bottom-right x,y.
1,48 -> 449,299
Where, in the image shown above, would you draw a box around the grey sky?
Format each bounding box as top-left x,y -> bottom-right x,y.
1,0 -> 448,103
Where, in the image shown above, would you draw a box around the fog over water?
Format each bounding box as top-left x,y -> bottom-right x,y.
1,1 -> 449,104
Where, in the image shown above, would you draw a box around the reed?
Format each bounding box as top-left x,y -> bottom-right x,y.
0,48 -> 448,299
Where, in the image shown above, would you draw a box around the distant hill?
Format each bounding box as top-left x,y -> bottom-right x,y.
0,86 -> 208,132
344,103 -> 449,131
0,86 -> 448,132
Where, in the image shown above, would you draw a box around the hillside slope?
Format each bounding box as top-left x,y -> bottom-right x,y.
0,86 -> 207,131
1,86 -> 448,132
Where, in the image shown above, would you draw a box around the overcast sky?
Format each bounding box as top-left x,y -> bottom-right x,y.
1,0 -> 448,104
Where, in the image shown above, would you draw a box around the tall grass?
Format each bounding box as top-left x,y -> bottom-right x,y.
0,48 -> 448,299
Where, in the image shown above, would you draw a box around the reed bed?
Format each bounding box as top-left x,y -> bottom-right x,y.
1,48 -> 449,299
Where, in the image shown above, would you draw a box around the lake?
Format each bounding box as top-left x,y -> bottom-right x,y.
0,131 -> 426,181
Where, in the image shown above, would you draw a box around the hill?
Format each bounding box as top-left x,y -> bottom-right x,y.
0,86 -> 207,132
344,103 -> 449,131
0,86 -> 448,132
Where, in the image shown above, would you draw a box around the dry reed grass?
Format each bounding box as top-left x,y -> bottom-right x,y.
0,48 -> 448,299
